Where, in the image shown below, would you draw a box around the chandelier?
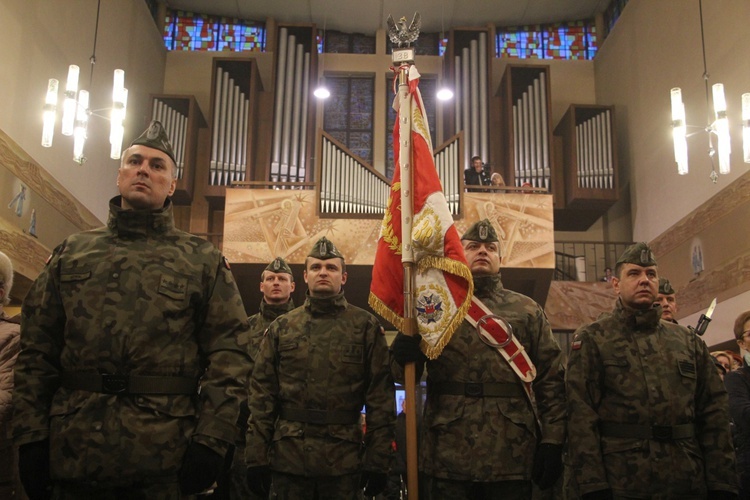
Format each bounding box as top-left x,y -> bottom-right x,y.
41,0 -> 127,165
670,0 -> 750,182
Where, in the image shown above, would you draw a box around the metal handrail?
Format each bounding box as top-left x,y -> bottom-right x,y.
554,241 -> 634,282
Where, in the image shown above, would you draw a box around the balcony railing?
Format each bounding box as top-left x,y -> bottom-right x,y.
554,241 -> 633,282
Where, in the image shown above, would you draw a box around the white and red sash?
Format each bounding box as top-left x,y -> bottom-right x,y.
464,296 -> 537,384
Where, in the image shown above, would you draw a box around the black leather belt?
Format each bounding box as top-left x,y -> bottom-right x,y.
600,422 -> 695,441
430,381 -> 525,398
279,407 -> 361,425
61,372 -> 197,395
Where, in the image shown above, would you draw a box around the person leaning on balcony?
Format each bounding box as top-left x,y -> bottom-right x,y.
566,242 -> 738,499
12,121 -> 252,500
490,172 -> 505,187
464,155 -> 491,192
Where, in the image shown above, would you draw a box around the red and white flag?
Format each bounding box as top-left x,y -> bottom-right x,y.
369,66 -> 473,359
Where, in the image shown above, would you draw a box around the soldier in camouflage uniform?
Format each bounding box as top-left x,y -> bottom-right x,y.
13,121 -> 252,500
245,237 -> 394,499
655,277 -> 678,324
391,219 -> 566,499
566,242 -> 737,499
221,257 -> 296,499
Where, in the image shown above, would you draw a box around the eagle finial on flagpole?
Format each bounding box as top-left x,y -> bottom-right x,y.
387,12 -> 421,48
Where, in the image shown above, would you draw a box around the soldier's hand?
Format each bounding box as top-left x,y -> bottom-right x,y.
360,471 -> 388,497
391,333 -> 427,366
531,442 -> 563,490
581,489 -> 613,500
178,442 -> 224,495
18,439 -> 52,500
246,465 -> 272,496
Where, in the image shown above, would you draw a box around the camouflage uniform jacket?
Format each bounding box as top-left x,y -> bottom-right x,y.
566,299 -> 737,497
12,197 -> 252,485
395,274 -> 566,481
245,290 -> 394,476
246,299 -> 296,366
235,299 -> 295,444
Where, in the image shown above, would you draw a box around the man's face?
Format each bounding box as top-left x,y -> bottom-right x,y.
260,271 -> 295,305
656,293 -> 677,321
304,257 -> 347,297
472,158 -> 483,172
117,145 -> 177,210
613,264 -> 658,310
462,240 -> 501,277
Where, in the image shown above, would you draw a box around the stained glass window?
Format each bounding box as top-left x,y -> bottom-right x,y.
319,30 -> 376,54
324,76 -> 375,164
163,10 -> 266,52
496,20 -> 597,60
385,32 -> 446,57
385,77 -> 437,180
603,0 -> 630,39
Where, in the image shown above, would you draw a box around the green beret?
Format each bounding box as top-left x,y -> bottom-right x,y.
461,219 -> 499,243
264,257 -> 293,277
658,277 -> 675,295
130,120 -> 176,165
307,237 -> 344,261
616,242 -> 657,267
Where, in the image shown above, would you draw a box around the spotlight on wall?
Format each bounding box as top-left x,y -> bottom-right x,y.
314,78 -> 331,99
437,86 -> 454,101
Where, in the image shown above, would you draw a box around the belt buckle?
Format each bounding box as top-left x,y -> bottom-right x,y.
464,383 -> 483,397
476,314 -> 513,348
307,409 -> 327,424
651,425 -> 672,440
101,374 -> 128,394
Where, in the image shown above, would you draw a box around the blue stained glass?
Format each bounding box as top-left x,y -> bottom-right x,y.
496,20 -> 597,60
163,10 -> 266,52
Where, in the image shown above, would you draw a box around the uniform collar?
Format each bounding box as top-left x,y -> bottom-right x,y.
260,298 -> 295,320
473,273 -> 503,298
304,290 -> 347,316
107,196 -> 174,237
614,298 -> 662,330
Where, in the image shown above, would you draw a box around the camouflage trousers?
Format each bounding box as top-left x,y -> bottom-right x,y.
51,480 -> 182,500
422,475 -> 532,500
270,471 -> 362,499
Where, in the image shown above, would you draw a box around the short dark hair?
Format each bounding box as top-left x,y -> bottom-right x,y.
614,262 -> 625,278
471,155 -> 481,163
734,310 -> 750,339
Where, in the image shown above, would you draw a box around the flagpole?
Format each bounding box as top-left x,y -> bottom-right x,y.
396,57 -> 419,500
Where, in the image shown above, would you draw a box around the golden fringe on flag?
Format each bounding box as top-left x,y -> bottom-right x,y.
369,66 -> 473,359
